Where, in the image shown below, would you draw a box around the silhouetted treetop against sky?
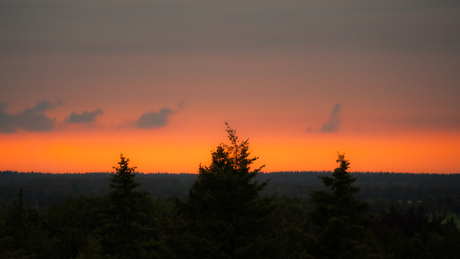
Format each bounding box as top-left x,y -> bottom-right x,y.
217,122 -> 264,172
310,153 -> 378,259
178,123 -> 279,258
109,154 -> 140,196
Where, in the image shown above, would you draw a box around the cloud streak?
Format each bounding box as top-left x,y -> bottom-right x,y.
320,103 -> 342,133
0,100 -> 56,133
65,109 -> 103,123
135,108 -> 171,129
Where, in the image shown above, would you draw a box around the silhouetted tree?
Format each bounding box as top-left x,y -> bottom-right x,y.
309,153 -> 381,259
0,188 -> 39,258
178,123 -> 279,259
98,155 -> 158,259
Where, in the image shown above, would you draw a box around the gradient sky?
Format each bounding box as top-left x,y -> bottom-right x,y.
1,0 -> 460,174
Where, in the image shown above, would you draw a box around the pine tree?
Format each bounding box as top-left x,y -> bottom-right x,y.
0,188 -> 38,259
178,123 -> 279,259
309,153 -> 381,259
98,154 -> 153,259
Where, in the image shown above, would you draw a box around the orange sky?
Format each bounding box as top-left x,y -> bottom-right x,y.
1,124 -> 459,174
1,1 -> 460,174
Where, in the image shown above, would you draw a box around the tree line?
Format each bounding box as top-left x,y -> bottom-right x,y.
2,171 -> 460,211
1,125 -> 459,258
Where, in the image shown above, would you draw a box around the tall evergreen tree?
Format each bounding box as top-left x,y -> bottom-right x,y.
98,154 -> 154,259
178,123 -> 279,259
309,153 -> 381,259
0,188 -> 40,259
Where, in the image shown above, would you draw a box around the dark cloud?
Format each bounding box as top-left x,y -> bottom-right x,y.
135,108 -> 171,129
65,108 -> 103,123
320,103 -> 341,133
0,102 -> 15,133
0,100 -> 56,133
32,99 -> 55,112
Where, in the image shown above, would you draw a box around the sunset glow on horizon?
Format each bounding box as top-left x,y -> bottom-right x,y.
1,126 -> 459,174
1,1 -> 460,174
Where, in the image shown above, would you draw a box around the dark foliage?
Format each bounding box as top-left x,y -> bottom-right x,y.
309,153 -> 381,259
175,123 -> 280,259
2,171 -> 460,211
96,154 -> 161,259
373,206 -> 460,258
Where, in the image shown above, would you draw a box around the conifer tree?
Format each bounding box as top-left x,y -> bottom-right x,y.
0,188 -> 27,257
0,188 -> 41,258
309,153 -> 380,259
98,154 -> 153,259
179,123 -> 279,259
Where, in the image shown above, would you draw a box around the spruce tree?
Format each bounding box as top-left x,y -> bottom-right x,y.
98,154 -> 152,259
179,123 -> 279,259
309,153 -> 380,259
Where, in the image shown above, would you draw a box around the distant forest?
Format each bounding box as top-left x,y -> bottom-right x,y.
1,170 -> 460,211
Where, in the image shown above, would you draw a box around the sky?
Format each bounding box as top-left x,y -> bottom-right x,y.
1,0 -> 460,174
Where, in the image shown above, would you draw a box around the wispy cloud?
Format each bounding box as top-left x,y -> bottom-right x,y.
320,103 -> 342,133
65,109 -> 103,123
0,100 -> 57,133
135,108 -> 171,129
